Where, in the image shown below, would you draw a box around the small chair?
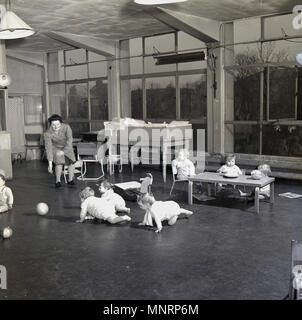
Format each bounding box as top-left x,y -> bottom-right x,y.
106,154 -> 122,175
24,133 -> 42,160
169,158 -> 200,196
169,162 -> 189,195
76,142 -> 104,181
63,160 -> 83,184
289,240 -> 302,300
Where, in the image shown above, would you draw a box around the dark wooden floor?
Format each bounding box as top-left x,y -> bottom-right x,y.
0,160 -> 302,300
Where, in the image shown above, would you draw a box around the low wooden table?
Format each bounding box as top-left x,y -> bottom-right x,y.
188,172 -> 275,214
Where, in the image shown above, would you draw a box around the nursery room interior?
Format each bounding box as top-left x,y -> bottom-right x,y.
1,0 -> 302,300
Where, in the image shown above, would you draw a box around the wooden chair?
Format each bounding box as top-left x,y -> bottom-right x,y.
76,142 -> 104,181
24,133 -> 42,160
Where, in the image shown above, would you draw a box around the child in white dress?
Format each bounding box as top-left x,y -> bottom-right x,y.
0,169 -> 13,213
76,187 -> 131,224
98,180 -> 130,214
172,149 -> 195,180
217,154 -> 242,176
239,164 -> 272,200
138,193 -> 193,233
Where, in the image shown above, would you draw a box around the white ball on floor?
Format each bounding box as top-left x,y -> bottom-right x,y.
2,227 -> 13,239
36,202 -> 49,215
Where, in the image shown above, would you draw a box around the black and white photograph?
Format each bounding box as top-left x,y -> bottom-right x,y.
0,0 -> 302,308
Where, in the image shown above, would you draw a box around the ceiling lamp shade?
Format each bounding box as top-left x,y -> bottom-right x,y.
134,0 -> 188,5
0,73 -> 12,87
0,10 -> 35,39
296,53 -> 302,65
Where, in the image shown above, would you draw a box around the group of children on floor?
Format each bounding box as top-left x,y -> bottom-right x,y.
0,149 -> 272,232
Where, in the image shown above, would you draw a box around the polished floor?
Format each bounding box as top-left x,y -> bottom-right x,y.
0,160 -> 301,300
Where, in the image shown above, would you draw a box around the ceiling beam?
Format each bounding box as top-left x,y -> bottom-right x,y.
6,49 -> 44,67
46,32 -> 116,57
146,7 -> 220,43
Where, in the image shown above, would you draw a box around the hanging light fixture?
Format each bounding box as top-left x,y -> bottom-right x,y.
296,53 -> 302,65
134,0 -> 188,5
0,0 -> 35,39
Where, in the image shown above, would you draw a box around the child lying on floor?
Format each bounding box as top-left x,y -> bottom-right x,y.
76,187 -> 131,224
137,193 -> 193,233
0,169 -> 14,213
98,180 -> 130,214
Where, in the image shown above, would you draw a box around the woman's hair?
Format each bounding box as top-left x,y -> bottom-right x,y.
79,187 -> 95,200
48,114 -> 63,124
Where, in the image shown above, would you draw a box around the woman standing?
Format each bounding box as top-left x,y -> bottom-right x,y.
44,114 -> 76,188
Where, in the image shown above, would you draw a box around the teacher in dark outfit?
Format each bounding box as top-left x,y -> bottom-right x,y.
44,114 -> 76,188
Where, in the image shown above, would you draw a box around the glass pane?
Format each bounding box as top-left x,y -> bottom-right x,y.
24,96 -> 43,125
178,31 -> 204,51
234,18 -> 261,43
177,32 -> 207,71
180,74 -> 207,120
89,80 -> 108,120
47,52 -> 59,82
130,38 -> 143,56
88,52 -> 107,78
65,49 -> 88,80
146,77 -> 176,120
68,122 -> 90,139
144,56 -> 176,73
49,84 -> 66,119
264,13 -> 301,39
131,79 -> 143,119
67,83 -> 88,119
232,69 -> 261,121
145,33 -> 175,55
225,124 -> 260,154
65,65 -> 88,80
262,125 -> 302,157
65,49 -> 87,64
268,67 -> 296,120
178,60 -> 207,71
130,57 -> 143,74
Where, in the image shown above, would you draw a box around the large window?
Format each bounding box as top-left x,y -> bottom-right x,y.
120,32 -> 207,148
90,80 -> 108,120
67,83 -> 88,119
146,77 -> 176,120
47,49 -> 109,137
179,74 -> 206,120
224,14 -> 302,158
24,96 -> 43,125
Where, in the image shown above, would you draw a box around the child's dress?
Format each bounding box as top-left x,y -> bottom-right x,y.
100,189 -> 126,211
172,159 -> 195,180
81,196 -> 118,221
145,201 -> 182,226
0,186 -> 14,213
218,164 -> 242,176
